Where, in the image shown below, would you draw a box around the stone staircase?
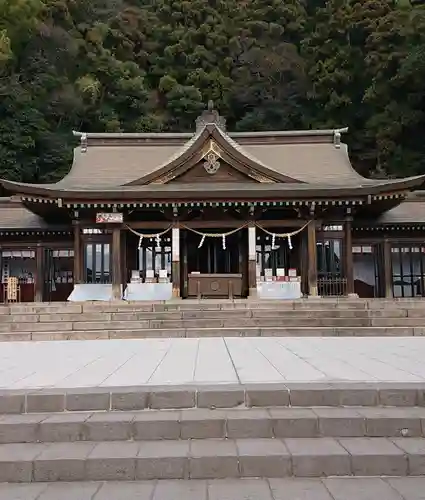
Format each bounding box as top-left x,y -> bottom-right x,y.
1,383 -> 425,496
1,298 -> 425,341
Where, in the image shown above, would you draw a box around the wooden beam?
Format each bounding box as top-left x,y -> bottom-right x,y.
122,219 -> 307,230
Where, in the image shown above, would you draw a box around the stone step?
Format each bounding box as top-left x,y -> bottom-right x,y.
0,313 -> 425,333
3,326 -> 422,342
2,318 -> 425,336
1,436 -> 425,481
0,477 -> 423,500
2,383 -> 424,415
3,312 -> 425,326
2,298 -> 425,316
2,407 -> 425,444
2,308 -> 422,323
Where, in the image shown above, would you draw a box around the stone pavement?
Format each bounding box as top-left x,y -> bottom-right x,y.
2,337 -> 425,390
0,478 -> 424,500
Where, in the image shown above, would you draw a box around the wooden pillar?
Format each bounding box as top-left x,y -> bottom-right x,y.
112,227 -> 122,300
121,229 -> 127,285
307,221 -> 318,296
172,226 -> 180,298
300,230 -> 309,296
73,222 -> 82,284
34,243 -> 44,302
182,230 -> 188,298
248,225 -> 257,297
383,239 -> 393,298
344,217 -> 354,296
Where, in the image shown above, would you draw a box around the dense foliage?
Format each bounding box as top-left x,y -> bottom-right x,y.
0,0 -> 423,182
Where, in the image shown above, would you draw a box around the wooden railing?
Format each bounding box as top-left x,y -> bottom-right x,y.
318,276 -> 347,297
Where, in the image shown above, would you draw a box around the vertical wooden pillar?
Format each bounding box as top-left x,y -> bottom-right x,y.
172,226 -> 180,298
121,229 -> 127,285
248,225 -> 257,297
344,217 -> 354,296
112,227 -> 122,300
307,221 -> 318,296
73,222 -> 82,284
34,243 -> 44,302
383,238 -> 393,298
300,230 -> 308,296
182,231 -> 188,298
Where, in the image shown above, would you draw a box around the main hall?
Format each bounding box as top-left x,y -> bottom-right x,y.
0,103 -> 425,303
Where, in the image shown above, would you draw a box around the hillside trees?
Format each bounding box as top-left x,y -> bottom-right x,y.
0,0 -> 423,182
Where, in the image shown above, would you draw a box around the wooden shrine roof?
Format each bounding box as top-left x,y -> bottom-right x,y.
0,105 -> 424,206
377,192 -> 425,225
0,198 -> 70,232
2,178 -> 424,200
0,198 -> 48,230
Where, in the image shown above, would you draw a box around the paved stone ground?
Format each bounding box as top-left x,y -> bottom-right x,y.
0,478 -> 425,499
1,337 -> 425,390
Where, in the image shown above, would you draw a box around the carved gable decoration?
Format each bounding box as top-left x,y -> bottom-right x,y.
171,159 -> 256,183
202,140 -> 222,175
169,139 -> 261,184
129,106 -> 303,186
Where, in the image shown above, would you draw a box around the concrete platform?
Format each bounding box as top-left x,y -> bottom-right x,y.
0,477 -> 424,500
2,337 -> 425,391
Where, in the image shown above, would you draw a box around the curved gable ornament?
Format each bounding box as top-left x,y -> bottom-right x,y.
202,139 -> 222,175
203,151 -> 221,175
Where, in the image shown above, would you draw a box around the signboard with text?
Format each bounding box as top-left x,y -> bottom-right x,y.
96,213 -> 123,223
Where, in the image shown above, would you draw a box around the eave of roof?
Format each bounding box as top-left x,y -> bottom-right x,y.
3,176 -> 425,201
0,199 -> 66,230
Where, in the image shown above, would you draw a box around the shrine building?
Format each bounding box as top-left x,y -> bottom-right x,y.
1,105 -> 425,302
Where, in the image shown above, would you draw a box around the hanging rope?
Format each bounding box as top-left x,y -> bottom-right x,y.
123,220 -> 311,251
180,222 -> 249,249
124,224 -> 173,250
180,222 -> 249,238
255,220 -> 312,250
124,224 -> 173,239
254,220 -> 311,238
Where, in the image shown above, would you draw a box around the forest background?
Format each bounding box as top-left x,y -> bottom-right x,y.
0,0 -> 424,183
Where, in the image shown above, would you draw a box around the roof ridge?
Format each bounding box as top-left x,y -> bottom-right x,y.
71,128 -> 349,141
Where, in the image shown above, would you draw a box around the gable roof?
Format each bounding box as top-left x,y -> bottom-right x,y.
1,106 -> 424,200
58,126 -> 359,189
124,124 -> 301,185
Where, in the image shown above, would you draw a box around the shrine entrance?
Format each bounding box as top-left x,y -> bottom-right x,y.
183,229 -> 247,298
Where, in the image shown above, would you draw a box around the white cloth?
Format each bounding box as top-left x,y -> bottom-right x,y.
124,283 -> 172,301
257,281 -> 302,300
67,283 -> 118,301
